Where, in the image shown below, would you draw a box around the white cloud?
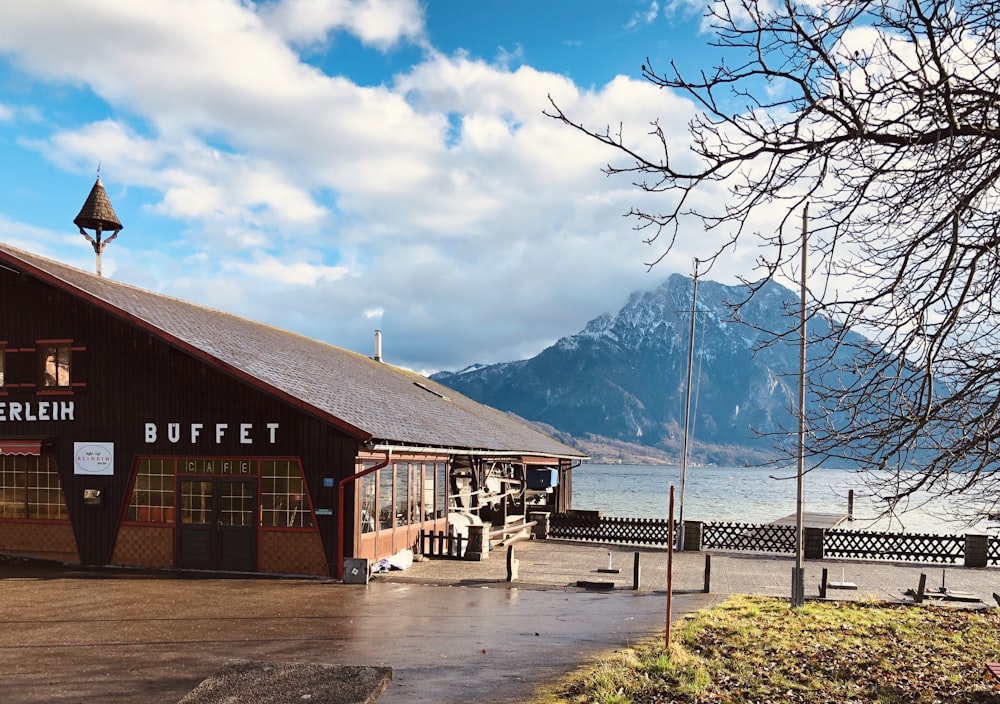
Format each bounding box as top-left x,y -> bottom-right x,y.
624,1 -> 663,31
0,215 -> 91,270
28,120 -> 165,175
0,0 -> 760,372
226,251 -> 350,285
260,0 -> 426,49
493,44 -> 525,70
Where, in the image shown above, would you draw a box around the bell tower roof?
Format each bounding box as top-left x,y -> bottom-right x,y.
73,177 -> 123,234
74,175 -> 123,276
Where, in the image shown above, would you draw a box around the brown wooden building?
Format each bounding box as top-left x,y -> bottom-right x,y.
0,242 -> 585,578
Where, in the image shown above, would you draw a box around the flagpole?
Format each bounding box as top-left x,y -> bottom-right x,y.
792,202 -> 808,608
676,259 -> 698,552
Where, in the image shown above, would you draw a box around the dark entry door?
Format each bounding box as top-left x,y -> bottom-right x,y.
177,478 -> 257,572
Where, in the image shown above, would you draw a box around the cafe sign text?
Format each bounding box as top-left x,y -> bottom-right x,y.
144,422 -> 280,445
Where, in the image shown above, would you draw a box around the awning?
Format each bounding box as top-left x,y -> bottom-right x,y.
0,439 -> 42,456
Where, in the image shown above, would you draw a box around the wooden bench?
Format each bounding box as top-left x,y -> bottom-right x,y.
985,662 -> 1000,686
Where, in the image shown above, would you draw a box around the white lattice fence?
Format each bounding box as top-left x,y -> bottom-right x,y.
824,530 -> 964,563
549,515 -> 674,545
701,522 -> 796,553
989,536 -> 1000,566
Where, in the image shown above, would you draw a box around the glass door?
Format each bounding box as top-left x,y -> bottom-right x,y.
177,478 -> 257,572
217,478 -> 257,572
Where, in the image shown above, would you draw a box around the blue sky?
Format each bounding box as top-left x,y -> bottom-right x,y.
0,0 -> 757,374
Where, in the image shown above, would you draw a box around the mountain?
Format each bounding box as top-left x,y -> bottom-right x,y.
431,274 -> 867,465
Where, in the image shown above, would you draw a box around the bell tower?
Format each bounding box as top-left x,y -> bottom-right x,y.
73,174 -> 123,277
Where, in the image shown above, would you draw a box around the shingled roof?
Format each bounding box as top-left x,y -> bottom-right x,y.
0,243 -> 585,459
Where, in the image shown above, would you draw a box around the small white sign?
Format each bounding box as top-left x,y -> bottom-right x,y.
74,442 -> 114,475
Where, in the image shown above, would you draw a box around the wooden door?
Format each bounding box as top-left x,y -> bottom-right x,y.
177,478 -> 257,572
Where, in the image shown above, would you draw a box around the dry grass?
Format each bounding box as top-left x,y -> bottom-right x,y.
543,595 -> 1000,703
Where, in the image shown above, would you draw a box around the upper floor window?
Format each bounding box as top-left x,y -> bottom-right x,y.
40,345 -> 71,388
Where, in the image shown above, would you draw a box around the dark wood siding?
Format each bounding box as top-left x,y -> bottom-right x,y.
0,266 -> 359,572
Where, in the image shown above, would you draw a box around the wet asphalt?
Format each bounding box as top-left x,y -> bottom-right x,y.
1,540 -> 997,704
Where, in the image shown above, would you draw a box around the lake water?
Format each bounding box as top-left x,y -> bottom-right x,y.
570,463 -> 995,535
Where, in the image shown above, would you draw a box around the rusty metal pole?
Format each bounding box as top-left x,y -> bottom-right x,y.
666,484 -> 675,648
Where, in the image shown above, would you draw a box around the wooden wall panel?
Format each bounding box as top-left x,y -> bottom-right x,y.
0,522 -> 80,562
259,530 -> 328,576
110,525 -> 174,569
1,264 -> 361,575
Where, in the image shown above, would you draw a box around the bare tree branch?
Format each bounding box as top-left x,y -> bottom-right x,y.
546,0 -> 1000,519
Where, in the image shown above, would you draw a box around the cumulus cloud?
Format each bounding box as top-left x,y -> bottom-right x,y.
0,0 -> 754,372
625,1 -> 661,30
0,215 -> 90,269
260,0 -> 426,49
226,251 -> 350,285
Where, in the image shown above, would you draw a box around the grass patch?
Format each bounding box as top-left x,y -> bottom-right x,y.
543,595 -> 1000,703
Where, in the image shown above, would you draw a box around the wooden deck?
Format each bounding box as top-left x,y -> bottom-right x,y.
768,512 -> 850,529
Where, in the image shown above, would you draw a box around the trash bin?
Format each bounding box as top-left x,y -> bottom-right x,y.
343,558 -> 370,584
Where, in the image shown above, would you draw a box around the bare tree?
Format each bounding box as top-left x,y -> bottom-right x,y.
547,0 -> 1000,522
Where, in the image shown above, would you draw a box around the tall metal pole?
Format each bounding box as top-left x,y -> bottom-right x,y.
792,203 -> 808,607
676,259 -> 699,551
666,484 -> 675,648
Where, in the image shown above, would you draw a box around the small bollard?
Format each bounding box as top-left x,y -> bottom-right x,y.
703,554 -> 711,593
828,566 -> 857,591
820,567 -> 828,599
506,545 -> 519,582
598,550 -> 620,574
632,552 -> 641,590
465,523 -> 489,561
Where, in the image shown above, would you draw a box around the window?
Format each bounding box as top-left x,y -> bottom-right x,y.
406,463 -> 417,524
127,458 -> 176,523
360,472 -> 376,533
40,345 -> 71,388
435,462 -> 447,519
378,464 -> 393,530
0,346 -> 5,388
422,464 -> 435,521
363,460 -> 449,533
0,455 -> 68,520
0,456 -> 23,518
261,460 -> 314,528
394,462 -> 408,526
220,481 -> 254,527
180,480 -> 213,525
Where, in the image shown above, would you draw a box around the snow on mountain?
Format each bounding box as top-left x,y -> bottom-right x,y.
430,274 -> 864,464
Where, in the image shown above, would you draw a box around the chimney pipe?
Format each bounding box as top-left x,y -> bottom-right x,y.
374,330 -> 383,363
